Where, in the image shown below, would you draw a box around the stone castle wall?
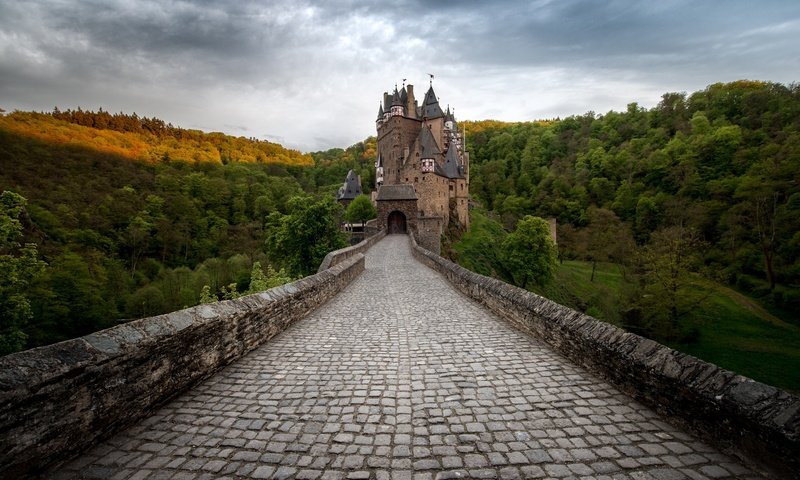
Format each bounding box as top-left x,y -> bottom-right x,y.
416,216 -> 443,254
376,199 -> 417,234
0,255 -> 366,478
413,173 -> 449,219
409,235 -> 800,478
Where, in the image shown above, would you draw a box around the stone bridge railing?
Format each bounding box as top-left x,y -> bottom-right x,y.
317,228 -> 386,272
0,254 -> 365,478
409,234 -> 800,478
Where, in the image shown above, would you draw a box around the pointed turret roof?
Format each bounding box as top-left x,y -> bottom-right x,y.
377,103 -> 384,120
400,86 -> 408,104
422,85 -> 445,119
336,169 -> 362,200
418,126 -> 441,159
442,143 -> 465,179
391,86 -> 402,107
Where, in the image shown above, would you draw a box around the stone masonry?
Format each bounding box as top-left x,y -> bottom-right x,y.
52,235 -> 766,479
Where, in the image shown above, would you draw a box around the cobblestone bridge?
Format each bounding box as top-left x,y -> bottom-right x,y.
58,235 -> 761,480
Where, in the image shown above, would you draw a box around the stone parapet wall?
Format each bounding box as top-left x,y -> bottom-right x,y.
416,216 -> 443,254
409,235 -> 799,478
0,254 -> 366,478
317,229 -> 386,273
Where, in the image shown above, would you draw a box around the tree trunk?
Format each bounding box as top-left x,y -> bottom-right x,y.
763,246 -> 776,290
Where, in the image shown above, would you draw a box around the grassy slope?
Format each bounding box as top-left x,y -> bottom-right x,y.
541,260 -> 800,393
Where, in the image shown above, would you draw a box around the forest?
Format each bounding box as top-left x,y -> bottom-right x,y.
1,81 -> 798,391
451,80 -> 800,391
458,81 -> 799,317
0,110 -> 373,353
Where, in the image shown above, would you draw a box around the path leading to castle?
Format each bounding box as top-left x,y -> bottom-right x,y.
58,235 -> 761,480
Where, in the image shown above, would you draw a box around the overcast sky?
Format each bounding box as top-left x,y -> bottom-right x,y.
1,1 -> 799,152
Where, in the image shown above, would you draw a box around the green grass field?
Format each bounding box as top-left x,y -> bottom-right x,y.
538,260 -> 800,393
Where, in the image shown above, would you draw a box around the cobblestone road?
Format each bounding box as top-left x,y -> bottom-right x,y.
58,235 -> 762,480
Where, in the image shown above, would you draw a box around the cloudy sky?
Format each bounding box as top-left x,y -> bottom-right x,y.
1,1 -> 799,152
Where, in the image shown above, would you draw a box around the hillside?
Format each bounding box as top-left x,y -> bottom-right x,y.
0,110 -> 313,166
458,81 -> 800,321
0,112 -> 374,352
451,80 -> 800,391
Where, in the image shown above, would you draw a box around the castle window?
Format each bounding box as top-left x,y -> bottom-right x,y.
421,158 -> 434,173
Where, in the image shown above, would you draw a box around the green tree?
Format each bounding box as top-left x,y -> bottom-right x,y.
199,285 -> 216,304
247,261 -> 293,293
344,194 -> 376,225
265,196 -> 348,277
580,207 -> 634,282
500,216 -> 558,289
639,226 -> 707,339
0,191 -> 46,354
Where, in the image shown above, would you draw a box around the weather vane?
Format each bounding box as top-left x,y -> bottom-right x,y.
427,73 -> 434,86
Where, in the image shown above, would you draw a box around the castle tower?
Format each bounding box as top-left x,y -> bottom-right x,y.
373,79 -> 470,253
336,169 -> 362,208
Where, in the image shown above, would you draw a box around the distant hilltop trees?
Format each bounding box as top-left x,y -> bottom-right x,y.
0,108 -> 311,166
50,107 -> 174,137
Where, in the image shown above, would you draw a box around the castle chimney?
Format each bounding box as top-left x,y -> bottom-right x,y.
406,85 -> 415,116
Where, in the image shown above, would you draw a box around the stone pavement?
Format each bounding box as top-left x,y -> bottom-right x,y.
56,235 -> 762,479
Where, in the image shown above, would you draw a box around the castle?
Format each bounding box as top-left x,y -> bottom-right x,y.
372,80 -> 470,253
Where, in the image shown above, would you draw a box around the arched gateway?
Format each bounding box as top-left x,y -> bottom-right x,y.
387,211 -> 407,234
376,184 -> 417,236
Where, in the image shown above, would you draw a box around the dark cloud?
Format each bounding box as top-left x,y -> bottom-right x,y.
1,0 -> 799,151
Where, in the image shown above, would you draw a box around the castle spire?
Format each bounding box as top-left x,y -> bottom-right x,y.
422,84 -> 444,119
390,85 -> 404,116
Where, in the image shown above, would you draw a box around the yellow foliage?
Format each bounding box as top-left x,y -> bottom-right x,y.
0,112 -> 313,167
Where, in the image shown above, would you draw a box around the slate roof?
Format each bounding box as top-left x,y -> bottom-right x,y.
418,126 -> 441,158
377,104 -> 384,120
445,106 -> 458,129
422,85 -> 444,119
376,184 -> 417,201
442,145 -> 465,179
391,87 -> 402,107
336,169 -> 362,200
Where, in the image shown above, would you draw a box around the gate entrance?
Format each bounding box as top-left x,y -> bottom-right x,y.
387,211 -> 407,234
